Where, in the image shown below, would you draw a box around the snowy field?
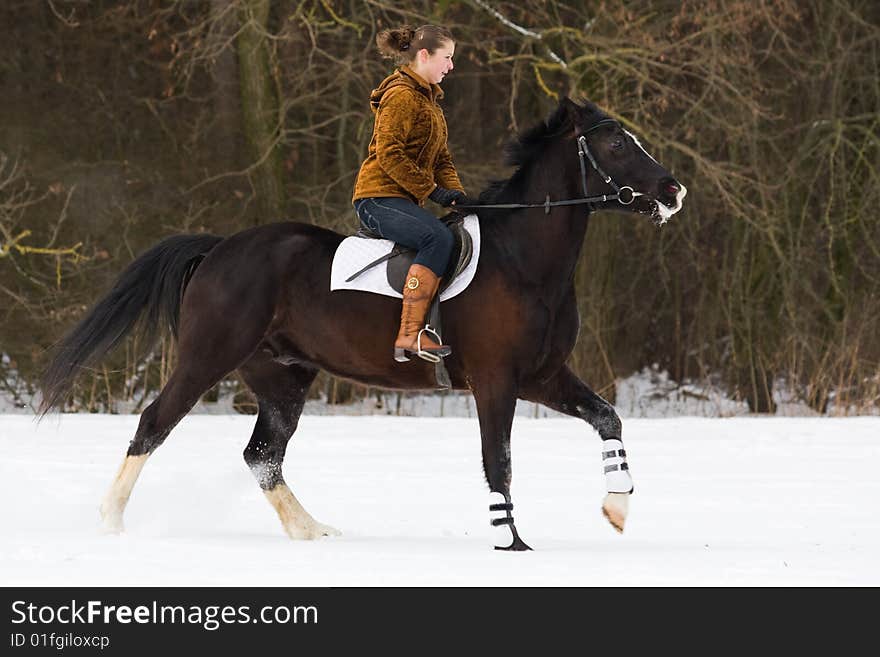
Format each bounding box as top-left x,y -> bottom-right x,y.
1,413 -> 878,586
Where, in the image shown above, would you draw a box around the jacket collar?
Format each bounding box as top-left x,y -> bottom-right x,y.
399,65 -> 444,102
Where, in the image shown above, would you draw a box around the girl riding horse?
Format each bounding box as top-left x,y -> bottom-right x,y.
352,24 -> 468,363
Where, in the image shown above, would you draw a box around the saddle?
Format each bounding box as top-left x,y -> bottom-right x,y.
345,211 -> 474,293
345,211 -> 473,390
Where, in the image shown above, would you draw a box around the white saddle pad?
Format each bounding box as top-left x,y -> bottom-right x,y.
330,213 -> 481,300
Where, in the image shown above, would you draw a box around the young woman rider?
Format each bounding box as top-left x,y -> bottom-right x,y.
352,25 -> 468,362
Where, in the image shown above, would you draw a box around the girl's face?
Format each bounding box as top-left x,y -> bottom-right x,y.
412,41 -> 455,85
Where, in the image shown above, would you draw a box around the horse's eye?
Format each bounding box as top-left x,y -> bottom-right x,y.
610,138 -> 624,150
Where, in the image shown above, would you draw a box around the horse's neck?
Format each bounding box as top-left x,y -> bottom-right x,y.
485,156 -> 590,292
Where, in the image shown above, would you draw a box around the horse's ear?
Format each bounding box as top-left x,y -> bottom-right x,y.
560,96 -> 585,132
560,96 -> 580,117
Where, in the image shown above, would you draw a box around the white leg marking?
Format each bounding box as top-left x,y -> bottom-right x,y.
602,492 -> 629,534
100,454 -> 148,534
264,485 -> 341,540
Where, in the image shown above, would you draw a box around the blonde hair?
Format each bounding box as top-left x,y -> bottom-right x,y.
375,25 -> 454,66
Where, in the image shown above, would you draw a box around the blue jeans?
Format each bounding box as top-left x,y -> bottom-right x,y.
354,197 -> 454,278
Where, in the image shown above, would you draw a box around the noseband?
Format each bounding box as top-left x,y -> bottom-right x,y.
455,118 -> 647,214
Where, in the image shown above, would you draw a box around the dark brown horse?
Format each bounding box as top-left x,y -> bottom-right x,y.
39,97 -> 686,550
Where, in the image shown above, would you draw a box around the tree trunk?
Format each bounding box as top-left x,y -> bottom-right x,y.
210,0 -> 241,170
740,363 -> 777,415
236,0 -> 284,222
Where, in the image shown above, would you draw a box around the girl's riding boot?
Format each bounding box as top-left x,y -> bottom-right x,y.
393,264 -> 452,363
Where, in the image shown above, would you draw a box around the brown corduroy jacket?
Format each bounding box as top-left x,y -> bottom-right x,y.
352,65 -> 464,206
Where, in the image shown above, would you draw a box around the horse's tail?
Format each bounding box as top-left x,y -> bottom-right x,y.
38,233 -> 224,414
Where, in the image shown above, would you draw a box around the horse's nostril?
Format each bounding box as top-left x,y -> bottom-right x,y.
662,181 -> 680,197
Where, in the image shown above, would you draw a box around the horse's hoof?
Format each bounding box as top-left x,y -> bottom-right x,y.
285,522 -> 341,540
315,522 -> 342,538
495,535 -> 533,551
602,492 -> 629,534
495,523 -> 533,551
99,505 -> 124,534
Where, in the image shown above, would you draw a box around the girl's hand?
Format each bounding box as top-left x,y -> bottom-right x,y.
429,187 -> 468,207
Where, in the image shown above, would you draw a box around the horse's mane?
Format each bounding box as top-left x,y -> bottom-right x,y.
478,99 -> 605,205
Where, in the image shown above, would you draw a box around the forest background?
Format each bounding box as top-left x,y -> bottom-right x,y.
1,0 -> 878,415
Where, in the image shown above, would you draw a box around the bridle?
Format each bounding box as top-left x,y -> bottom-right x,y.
454,118 -> 647,215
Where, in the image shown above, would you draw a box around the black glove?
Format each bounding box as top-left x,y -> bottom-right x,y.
429,186 -> 468,207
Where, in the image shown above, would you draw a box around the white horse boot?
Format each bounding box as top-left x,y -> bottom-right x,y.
489,491 -> 532,551
601,438 -> 633,533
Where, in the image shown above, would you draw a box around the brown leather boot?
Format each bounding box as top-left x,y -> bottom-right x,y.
394,264 -> 452,363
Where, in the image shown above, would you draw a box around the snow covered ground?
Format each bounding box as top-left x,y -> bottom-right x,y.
1,412 -> 877,586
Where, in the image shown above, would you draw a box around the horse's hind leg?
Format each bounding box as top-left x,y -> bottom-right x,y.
101,273 -> 277,533
100,358 -> 228,533
238,352 -> 339,540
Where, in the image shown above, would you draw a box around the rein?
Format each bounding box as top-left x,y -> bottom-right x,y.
454,119 -> 646,215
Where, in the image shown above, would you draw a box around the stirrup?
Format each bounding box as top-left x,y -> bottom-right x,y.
393,326 -> 451,363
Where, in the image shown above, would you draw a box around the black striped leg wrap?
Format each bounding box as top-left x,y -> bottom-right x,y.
490,502 -> 514,527
602,439 -> 634,494
489,493 -> 515,547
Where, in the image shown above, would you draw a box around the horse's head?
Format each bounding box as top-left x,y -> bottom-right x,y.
561,97 -> 686,225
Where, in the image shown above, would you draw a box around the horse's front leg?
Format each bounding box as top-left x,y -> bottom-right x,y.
522,366 -> 633,533
471,374 -> 532,551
